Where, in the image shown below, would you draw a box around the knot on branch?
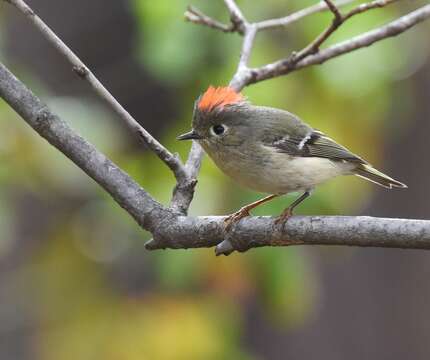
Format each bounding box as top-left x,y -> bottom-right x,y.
332,15 -> 343,27
34,107 -> 54,132
278,53 -> 299,72
215,232 -> 266,256
215,216 -> 307,255
72,65 -> 89,78
230,17 -> 246,35
171,177 -> 198,215
215,217 -> 269,256
145,212 -> 182,249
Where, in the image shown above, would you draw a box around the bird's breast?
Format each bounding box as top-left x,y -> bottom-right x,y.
202,142 -> 352,194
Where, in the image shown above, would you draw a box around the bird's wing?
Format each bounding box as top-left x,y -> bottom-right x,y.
272,130 -> 367,164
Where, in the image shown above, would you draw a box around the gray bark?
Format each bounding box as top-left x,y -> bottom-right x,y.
0,62 -> 171,233
1,0 -> 430,255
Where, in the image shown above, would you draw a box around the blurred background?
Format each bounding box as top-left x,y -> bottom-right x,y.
0,0 -> 429,359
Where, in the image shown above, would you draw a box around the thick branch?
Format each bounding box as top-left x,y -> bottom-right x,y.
0,62 -> 173,232
2,61 -> 430,256
146,216 -> 430,256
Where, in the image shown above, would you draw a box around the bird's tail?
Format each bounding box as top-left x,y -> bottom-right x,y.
354,164 -> 407,189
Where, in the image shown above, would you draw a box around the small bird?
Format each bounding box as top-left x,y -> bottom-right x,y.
178,86 -> 407,227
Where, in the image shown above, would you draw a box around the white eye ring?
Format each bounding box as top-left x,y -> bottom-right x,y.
210,124 -> 227,137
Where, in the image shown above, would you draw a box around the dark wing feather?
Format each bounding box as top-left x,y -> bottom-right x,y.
273,130 -> 366,164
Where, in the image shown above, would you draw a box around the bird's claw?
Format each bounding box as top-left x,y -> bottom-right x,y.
274,207 -> 293,227
224,207 -> 251,231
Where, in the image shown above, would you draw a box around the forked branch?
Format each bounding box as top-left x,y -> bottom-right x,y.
1,0 -> 430,255
4,0 -> 198,215
251,4 -> 430,83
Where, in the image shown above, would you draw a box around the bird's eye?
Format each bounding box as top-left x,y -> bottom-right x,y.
211,124 -> 226,136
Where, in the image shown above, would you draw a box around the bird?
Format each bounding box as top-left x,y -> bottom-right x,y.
177,86 -> 407,228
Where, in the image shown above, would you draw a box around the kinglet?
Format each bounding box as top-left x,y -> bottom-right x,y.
178,86 -> 407,227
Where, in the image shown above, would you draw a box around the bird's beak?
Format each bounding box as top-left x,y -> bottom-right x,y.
177,129 -> 203,141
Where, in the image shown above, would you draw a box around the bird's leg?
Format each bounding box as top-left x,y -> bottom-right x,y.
275,190 -> 312,225
224,194 -> 278,230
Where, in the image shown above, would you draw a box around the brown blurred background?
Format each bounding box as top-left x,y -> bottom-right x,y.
1,0 -> 430,359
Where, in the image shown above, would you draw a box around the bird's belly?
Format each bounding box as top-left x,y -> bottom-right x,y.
207,145 -> 353,194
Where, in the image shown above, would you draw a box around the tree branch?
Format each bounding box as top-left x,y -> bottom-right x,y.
2,56 -> 430,256
256,0 -> 355,30
186,1 -> 357,32
2,0 -> 430,255
230,25 -> 258,90
324,0 -> 343,21
3,65 -> 428,257
185,5 -> 233,32
224,0 -> 247,31
0,62 -> 173,232
3,0 -> 187,179
251,4 -> 430,83
284,0 -> 399,65
3,0 -> 201,215
145,216 -> 430,256
344,0 -> 398,20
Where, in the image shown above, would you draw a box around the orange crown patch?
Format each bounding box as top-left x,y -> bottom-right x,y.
197,86 -> 245,112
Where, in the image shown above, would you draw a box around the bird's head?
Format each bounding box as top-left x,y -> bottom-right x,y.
177,86 -> 251,148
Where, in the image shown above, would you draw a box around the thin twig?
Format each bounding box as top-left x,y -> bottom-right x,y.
238,25 -> 257,70
185,5 -> 233,32
256,0 -> 356,30
250,4 -> 430,83
229,25 -> 258,90
4,0 -> 188,183
185,1 -> 357,32
290,16 -> 343,63
324,0 -> 343,21
290,0 -> 399,64
224,0 -> 246,24
344,0 -> 398,20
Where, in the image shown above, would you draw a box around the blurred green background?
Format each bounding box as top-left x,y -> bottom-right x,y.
0,0 -> 430,359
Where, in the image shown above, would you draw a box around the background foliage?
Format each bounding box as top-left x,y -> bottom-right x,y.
0,0 -> 429,359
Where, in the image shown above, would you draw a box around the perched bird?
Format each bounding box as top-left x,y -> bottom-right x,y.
178,86 -> 407,227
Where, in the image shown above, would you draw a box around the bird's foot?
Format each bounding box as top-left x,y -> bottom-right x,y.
224,207 -> 251,231
274,207 -> 293,227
